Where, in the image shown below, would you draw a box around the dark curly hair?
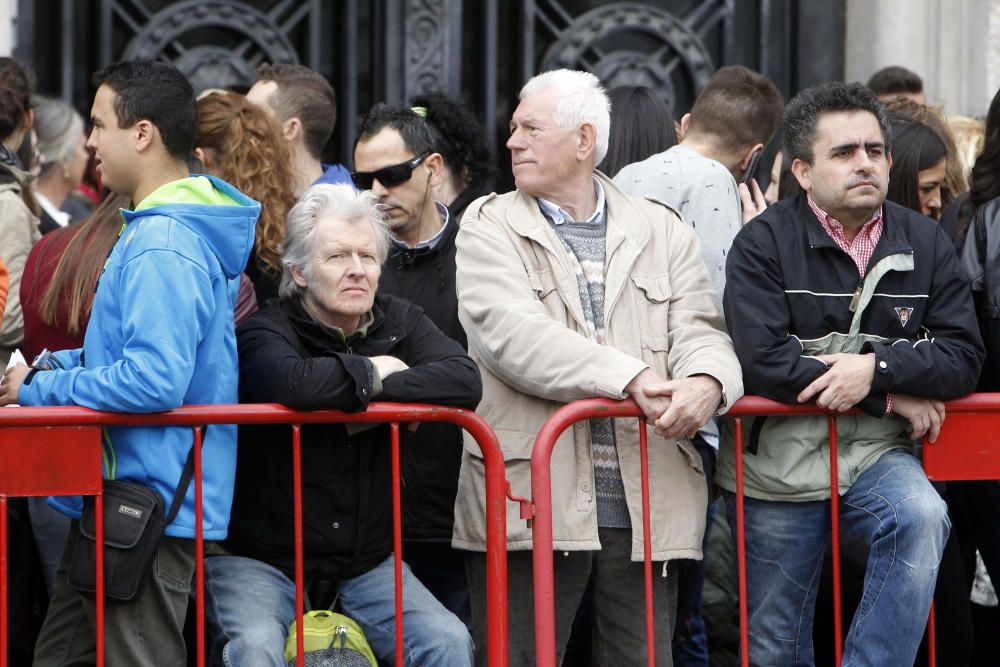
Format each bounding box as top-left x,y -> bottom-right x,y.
0,57 -> 34,142
783,82 -> 891,165
408,91 -> 495,191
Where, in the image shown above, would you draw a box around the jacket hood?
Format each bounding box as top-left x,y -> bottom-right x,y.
0,161 -> 33,194
121,174 -> 260,279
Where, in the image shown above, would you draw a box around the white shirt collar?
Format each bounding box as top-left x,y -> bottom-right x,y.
35,192 -> 71,228
392,201 -> 451,251
537,177 -> 606,225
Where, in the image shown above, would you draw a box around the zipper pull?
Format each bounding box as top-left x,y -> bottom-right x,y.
849,281 -> 863,312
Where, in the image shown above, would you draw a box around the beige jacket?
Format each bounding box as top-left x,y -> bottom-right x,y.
452,173 -> 743,561
0,164 -> 41,365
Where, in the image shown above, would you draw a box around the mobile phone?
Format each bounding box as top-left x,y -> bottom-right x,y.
742,148 -> 763,185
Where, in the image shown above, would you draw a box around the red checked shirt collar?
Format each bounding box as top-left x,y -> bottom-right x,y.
807,194 -> 884,276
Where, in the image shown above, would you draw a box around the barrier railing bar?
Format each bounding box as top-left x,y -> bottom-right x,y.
0,404 -> 509,667
529,396 -> 999,667
829,418 -> 843,665
1,495 -> 6,667
292,424 -> 305,667
193,425 -> 206,667
391,422 -> 405,666
638,419 -> 655,666
734,417 -> 749,667
529,399 -> 650,666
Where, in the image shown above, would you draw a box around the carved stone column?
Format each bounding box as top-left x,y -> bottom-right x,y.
382,0 -> 462,104
845,0 -> 992,117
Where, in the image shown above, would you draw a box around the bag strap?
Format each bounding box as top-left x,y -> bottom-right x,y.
164,426 -> 205,525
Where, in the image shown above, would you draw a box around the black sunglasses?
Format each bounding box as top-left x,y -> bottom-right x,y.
351,151 -> 430,190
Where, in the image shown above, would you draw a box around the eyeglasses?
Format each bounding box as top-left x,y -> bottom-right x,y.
351,151 -> 430,190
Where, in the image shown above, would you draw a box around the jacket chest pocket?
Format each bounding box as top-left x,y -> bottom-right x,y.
527,267 -> 567,320
632,273 -> 672,350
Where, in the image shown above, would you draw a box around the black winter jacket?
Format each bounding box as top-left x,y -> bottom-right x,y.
378,212 -> 468,541
725,193 -> 984,414
961,196 -> 1000,390
224,294 -> 482,580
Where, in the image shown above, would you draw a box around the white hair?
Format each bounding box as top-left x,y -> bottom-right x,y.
279,184 -> 392,299
33,96 -> 84,168
519,69 -> 611,165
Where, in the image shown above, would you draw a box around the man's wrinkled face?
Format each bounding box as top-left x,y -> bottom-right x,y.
293,214 -> 381,333
87,84 -> 136,197
793,111 -> 891,219
506,90 -> 580,198
353,127 -> 434,242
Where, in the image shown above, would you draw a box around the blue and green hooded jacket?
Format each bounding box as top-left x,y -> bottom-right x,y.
19,175 -> 260,539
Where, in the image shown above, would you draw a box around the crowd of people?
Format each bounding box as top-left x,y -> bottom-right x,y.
0,52 -> 998,666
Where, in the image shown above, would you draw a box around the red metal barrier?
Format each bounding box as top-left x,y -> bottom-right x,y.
526,394 -> 1000,666
0,403 -> 509,667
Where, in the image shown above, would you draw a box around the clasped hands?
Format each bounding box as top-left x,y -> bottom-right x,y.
626,368 -> 722,439
796,352 -> 945,442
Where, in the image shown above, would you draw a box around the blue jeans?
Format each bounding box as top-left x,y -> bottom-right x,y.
723,448 -> 949,667
204,554 -> 473,666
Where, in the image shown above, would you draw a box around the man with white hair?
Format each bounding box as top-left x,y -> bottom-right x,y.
452,69 -> 744,665
203,183 -> 480,666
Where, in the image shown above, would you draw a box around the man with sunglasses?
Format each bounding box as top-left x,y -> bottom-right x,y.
352,104 -> 472,624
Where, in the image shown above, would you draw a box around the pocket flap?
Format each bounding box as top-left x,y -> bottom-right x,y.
632,273 -> 672,303
527,267 -> 558,297
80,481 -> 163,549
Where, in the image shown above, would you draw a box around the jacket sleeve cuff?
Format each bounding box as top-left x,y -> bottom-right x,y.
862,342 -> 893,393
368,360 -> 383,398
856,392 -> 888,417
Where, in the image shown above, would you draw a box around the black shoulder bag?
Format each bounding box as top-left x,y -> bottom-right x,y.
66,446 -> 195,604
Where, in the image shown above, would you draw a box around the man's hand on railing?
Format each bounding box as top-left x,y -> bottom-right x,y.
626,368 -> 673,426
891,394 -> 946,443
0,363 -> 29,406
796,353 -> 875,412
642,374 -> 723,439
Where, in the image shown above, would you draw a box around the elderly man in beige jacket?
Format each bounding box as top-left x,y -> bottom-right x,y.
453,68 -> 743,666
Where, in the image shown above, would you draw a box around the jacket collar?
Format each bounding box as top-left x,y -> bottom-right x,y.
503,171 -> 651,325
504,170 -> 650,257
797,192 -> 913,260
281,295 -> 406,354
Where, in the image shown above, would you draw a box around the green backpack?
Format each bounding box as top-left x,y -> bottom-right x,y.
285,610 -> 378,666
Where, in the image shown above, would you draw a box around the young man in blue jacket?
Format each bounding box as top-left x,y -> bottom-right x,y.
0,60 -> 260,665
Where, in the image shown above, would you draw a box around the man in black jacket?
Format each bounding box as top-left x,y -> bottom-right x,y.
353,103 -> 471,621
718,82 -> 984,666
204,183 -> 479,666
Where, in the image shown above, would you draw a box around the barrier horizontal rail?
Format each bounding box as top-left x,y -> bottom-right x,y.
525,393 -> 1000,667
0,403 -> 510,667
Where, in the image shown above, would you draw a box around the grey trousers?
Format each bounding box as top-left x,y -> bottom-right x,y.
466,527 -> 678,667
33,526 -> 196,667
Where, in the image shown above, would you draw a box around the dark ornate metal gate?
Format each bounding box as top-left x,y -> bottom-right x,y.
14,0 -> 844,180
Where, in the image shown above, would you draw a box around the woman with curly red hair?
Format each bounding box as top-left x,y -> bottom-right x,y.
194,90 -> 297,303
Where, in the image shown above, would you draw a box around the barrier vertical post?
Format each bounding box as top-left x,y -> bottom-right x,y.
391,422 -> 405,666
95,488 -> 104,667
828,418 -> 843,665
193,426 -> 205,667
292,424 -> 304,667
638,422 -> 655,666
928,601 -> 936,667
734,417 -> 749,667
1,495 -> 7,667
